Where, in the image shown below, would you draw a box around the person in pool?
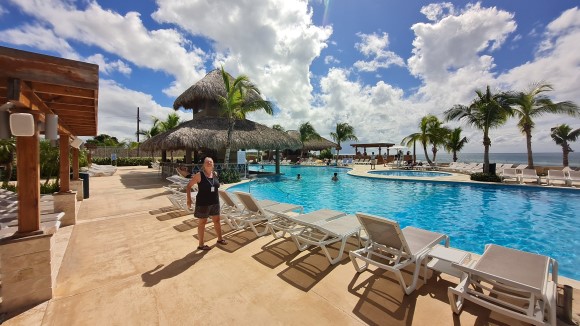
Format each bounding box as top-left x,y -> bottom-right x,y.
331,172 -> 338,181
297,174 -> 301,180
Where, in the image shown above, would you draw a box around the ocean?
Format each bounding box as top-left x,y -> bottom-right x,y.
339,152 -> 580,167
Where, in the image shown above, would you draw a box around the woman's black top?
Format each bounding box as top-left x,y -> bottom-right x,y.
196,171 -> 220,206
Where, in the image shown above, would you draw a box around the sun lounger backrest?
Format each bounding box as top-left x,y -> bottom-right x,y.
356,213 -> 410,253
234,191 -> 266,215
473,244 -> 549,293
218,190 -> 237,208
568,170 -> 580,178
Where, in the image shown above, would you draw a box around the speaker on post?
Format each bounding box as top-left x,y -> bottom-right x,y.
9,113 -> 35,137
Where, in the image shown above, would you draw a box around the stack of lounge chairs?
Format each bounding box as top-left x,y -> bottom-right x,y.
85,164 -> 117,177
0,190 -> 64,235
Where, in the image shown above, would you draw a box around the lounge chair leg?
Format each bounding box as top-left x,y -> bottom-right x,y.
349,251 -> 369,272
447,286 -> 464,314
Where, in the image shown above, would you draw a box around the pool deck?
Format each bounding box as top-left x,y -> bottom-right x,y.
3,166 -> 579,325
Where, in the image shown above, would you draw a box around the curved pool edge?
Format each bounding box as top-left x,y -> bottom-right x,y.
347,166 -> 580,191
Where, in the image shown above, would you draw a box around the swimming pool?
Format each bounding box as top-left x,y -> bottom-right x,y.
368,170 -> 452,177
232,165 -> 580,280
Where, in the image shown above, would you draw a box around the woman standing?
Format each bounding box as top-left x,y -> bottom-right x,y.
186,157 -> 227,250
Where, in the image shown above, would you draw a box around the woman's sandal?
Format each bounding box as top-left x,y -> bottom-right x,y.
197,245 -> 211,251
216,239 -> 228,245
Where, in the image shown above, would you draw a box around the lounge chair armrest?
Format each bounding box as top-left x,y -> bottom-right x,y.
451,262 -> 543,295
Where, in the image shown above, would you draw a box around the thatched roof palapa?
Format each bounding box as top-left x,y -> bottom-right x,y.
173,69 -> 263,114
141,116 -> 302,151
287,130 -> 338,151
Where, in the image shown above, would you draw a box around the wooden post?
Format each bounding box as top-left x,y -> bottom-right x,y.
59,136 -> 70,192
72,147 -> 79,180
275,149 -> 280,174
16,132 -> 40,233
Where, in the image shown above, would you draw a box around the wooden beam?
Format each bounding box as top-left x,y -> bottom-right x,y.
59,136 -> 70,192
30,82 -> 95,99
37,93 -> 95,106
46,102 -> 95,112
16,131 -> 40,233
0,46 -> 99,90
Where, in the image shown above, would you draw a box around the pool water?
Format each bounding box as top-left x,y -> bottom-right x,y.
368,170 -> 452,177
232,165 -> 580,280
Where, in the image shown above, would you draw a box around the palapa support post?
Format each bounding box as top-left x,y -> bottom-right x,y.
54,136 -> 77,226
275,149 -> 280,175
70,147 -> 83,201
16,132 -> 41,234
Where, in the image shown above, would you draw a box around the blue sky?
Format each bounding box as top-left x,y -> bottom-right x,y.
1,0 -> 579,154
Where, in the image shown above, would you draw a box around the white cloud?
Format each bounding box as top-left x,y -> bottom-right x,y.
0,24 -> 79,59
86,54 -> 132,76
353,32 -> 405,72
97,79 -> 190,140
7,0 -> 207,97
409,2 -> 516,85
0,5 -> 8,16
153,0 -> 332,119
420,2 -> 456,22
324,55 -> 339,64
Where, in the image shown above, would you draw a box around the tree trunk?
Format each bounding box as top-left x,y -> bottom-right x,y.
525,127 -> 534,168
453,151 -> 458,162
483,129 -> 491,173
275,149 -> 280,174
562,142 -> 569,167
335,148 -> 341,165
432,146 -> 438,163
422,141 -> 432,165
224,121 -> 235,164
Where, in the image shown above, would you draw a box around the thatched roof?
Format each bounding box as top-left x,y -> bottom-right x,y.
141,116 -> 302,151
287,130 -> 338,151
173,69 -> 263,113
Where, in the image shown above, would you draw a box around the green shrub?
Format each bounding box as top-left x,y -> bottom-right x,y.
1,182 -> 58,194
319,148 -> 333,160
219,169 -> 241,184
1,183 -> 17,192
40,181 -> 60,194
92,157 -> 152,166
470,173 -> 502,183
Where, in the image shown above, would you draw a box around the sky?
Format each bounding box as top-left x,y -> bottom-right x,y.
1,0 -> 579,154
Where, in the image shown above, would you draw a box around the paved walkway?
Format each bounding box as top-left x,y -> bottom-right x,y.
5,166 -> 579,325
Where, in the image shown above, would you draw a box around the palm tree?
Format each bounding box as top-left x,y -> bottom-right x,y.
445,85 -> 512,173
154,112 -> 182,132
507,83 -> 579,168
428,121 -> 451,163
298,122 -> 321,159
138,118 -> 162,161
445,128 -> 469,162
0,138 -> 16,186
401,115 -> 439,165
217,66 -> 273,163
550,124 -> 580,167
330,122 -> 358,165
272,124 -> 285,132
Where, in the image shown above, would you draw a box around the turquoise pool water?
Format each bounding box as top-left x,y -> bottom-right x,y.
233,165 -> 580,280
368,170 -> 452,177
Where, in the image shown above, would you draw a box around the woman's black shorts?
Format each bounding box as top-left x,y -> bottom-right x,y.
194,204 -> 220,218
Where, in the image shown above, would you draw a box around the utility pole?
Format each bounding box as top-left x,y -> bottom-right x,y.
137,107 -> 140,157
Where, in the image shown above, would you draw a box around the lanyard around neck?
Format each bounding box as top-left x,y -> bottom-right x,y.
202,171 -> 215,187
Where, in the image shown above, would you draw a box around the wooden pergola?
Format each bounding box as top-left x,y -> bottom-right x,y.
0,46 -> 99,234
350,142 -> 395,156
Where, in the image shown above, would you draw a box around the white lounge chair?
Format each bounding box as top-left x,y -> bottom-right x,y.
520,169 -> 540,184
500,168 -> 519,183
267,208 -> 345,239
514,164 -> 528,172
545,170 -> 567,186
448,244 -> 558,326
567,170 -> 580,186
290,214 -> 362,264
349,213 -> 449,295
232,192 -> 302,237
